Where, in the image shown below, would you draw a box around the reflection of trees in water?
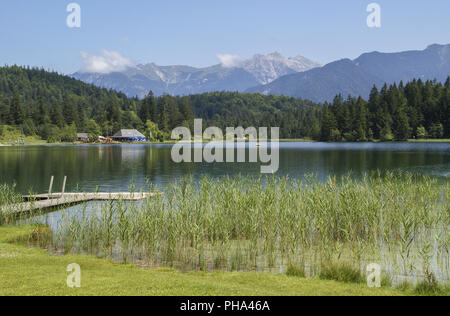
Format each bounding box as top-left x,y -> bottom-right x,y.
144,145 -> 196,185
0,144 -> 448,193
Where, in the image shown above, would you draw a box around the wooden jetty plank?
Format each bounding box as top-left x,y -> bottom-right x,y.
23,192 -> 154,201
2,192 -> 158,215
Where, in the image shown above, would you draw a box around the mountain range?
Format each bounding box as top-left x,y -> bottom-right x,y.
72,53 -> 321,98
248,44 -> 450,102
72,44 -> 450,102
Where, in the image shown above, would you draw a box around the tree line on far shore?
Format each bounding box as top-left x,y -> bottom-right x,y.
0,66 -> 448,142
320,79 -> 449,141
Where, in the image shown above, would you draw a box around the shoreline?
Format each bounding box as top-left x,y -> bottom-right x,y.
0,139 -> 449,147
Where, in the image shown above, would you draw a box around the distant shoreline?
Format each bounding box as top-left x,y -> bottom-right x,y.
1,139 -> 449,147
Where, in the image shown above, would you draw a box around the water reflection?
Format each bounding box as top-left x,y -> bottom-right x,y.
0,142 -> 448,194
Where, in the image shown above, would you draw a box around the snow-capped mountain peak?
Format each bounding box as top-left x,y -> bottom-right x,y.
241,52 -> 321,84
72,52 -> 321,97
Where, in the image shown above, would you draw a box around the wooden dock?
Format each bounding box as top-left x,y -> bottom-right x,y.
3,192 -> 157,215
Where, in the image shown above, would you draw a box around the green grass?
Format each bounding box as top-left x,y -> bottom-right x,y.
0,126 -> 48,146
408,139 -> 450,143
286,265 -> 306,278
278,138 -> 315,142
1,139 -> 449,147
0,225 -> 412,296
0,126 -> 48,145
319,263 -> 365,284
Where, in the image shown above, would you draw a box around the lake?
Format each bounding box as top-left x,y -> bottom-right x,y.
0,142 -> 449,194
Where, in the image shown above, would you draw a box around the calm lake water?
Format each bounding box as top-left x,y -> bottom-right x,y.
0,142 -> 449,194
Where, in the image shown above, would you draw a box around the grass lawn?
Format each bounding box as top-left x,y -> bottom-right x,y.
408,139 -> 450,143
0,225 -> 422,296
0,136 -> 48,146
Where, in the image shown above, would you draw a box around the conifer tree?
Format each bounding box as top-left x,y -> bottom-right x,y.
50,102 -> 65,128
10,92 -> 25,125
63,95 -> 79,125
321,107 -> 339,141
0,97 -> 9,124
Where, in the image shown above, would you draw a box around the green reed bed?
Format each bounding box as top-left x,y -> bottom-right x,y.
0,183 -> 24,225
5,173 -> 450,286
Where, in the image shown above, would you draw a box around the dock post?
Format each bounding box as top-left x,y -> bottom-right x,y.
61,176 -> 67,199
48,176 -> 54,198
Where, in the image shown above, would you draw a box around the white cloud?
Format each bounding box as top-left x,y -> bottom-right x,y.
216,53 -> 243,68
80,50 -> 134,74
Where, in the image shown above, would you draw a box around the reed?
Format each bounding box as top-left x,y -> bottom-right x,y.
3,172 -> 449,285
0,183 -> 23,225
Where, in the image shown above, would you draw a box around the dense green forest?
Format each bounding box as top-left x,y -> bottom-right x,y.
320,80 -> 450,141
0,66 -> 448,142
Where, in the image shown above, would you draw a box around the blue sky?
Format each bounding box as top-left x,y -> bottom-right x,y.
0,0 -> 449,74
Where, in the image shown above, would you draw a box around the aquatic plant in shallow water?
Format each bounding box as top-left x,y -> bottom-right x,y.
0,184 -> 23,225
23,172 -> 450,285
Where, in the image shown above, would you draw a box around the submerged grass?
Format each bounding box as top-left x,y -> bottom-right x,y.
319,263 -> 364,284
2,172 -> 449,287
